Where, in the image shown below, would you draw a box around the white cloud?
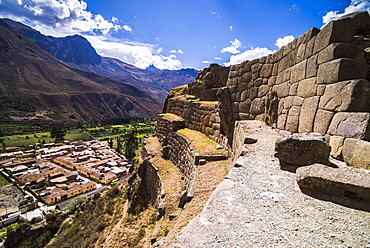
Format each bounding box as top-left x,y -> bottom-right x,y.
224,47 -> 273,66
170,50 -> 177,53
220,39 -> 242,54
0,0 -> 130,35
177,49 -> 184,54
202,60 -> 212,64
210,10 -> 221,18
85,36 -> 182,70
229,25 -> 233,31
214,57 -> 222,60
322,0 -> 370,25
275,35 -> 295,49
111,16 -> 118,23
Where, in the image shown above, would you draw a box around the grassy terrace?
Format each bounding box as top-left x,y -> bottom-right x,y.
160,113 -> 184,121
177,128 -> 226,155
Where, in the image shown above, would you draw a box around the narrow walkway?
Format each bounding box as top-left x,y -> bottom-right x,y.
171,122 -> 370,248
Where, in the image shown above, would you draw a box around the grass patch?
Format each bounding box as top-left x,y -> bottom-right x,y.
0,174 -> 9,186
177,128 -> 226,155
161,113 -> 184,122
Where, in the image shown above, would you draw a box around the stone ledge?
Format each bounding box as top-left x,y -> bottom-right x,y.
297,164 -> 370,203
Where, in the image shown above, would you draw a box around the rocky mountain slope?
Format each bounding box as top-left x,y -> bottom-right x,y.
0,18 -> 198,102
0,25 -> 161,124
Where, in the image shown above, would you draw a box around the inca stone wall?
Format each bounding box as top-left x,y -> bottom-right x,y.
220,12 -> 370,145
163,64 -> 230,147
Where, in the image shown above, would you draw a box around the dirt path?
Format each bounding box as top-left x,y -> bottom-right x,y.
171,122 -> 370,247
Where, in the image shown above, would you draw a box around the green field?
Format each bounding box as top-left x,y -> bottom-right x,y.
0,129 -> 90,148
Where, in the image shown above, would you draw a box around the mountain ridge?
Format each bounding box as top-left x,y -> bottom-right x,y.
0,24 -> 162,124
0,18 -> 198,102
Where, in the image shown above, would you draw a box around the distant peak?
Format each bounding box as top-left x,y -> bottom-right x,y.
146,64 -> 160,70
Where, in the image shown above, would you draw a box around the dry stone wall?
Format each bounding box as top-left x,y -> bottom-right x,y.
220,12 -> 370,145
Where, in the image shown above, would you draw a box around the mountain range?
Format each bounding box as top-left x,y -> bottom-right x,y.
0,19 -> 198,103
0,24 -> 162,124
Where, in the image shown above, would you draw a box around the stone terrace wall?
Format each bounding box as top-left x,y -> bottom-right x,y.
219,11 -> 370,143
154,113 -> 185,146
167,132 -> 196,196
162,64 -> 230,147
137,159 -> 162,208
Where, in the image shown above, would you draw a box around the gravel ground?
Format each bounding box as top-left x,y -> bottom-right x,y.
170,123 -> 370,248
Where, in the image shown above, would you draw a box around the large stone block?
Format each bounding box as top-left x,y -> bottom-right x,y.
313,18 -> 357,54
273,81 -> 290,98
317,58 -> 367,85
249,98 -> 265,115
338,11 -> 370,36
277,114 -> 287,130
285,106 -> 301,133
317,43 -> 364,65
304,37 -> 316,59
297,78 -> 317,98
313,109 -> 334,135
290,60 -> 307,83
342,138 -> 370,170
275,133 -> 330,166
306,54 -> 318,78
260,64 -> 273,78
319,79 -> 370,112
329,135 -> 345,159
296,43 -> 306,63
298,96 -> 320,133
297,164 -> 370,202
328,112 -> 370,140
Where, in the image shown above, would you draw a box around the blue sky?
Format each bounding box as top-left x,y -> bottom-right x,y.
0,0 -> 369,69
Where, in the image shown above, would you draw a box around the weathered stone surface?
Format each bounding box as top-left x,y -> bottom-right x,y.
313,109 -> 334,135
338,11 -> 370,36
329,136 -> 345,159
292,96 -> 304,106
304,37 -> 316,59
297,78 -> 317,98
313,18 -> 357,54
318,79 -> 370,112
275,133 -> 330,166
296,43 -> 306,63
306,54 -> 318,78
298,96 -> 320,133
277,114 -> 287,130
285,106 -> 301,133
317,43 -> 364,65
273,81 -> 290,98
239,99 -> 251,113
290,60 -> 307,83
328,112 -> 370,140
249,98 -> 265,115
260,64 -> 273,78
258,85 -> 269,97
317,58 -> 367,85
297,164 -> 370,202
342,138 -> 370,170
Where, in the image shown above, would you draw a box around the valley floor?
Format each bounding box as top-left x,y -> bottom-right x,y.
171,122 -> 370,247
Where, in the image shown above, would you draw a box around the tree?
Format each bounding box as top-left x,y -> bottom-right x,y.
50,126 -> 66,142
115,136 -> 122,153
123,128 -> 138,160
108,138 -> 113,149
